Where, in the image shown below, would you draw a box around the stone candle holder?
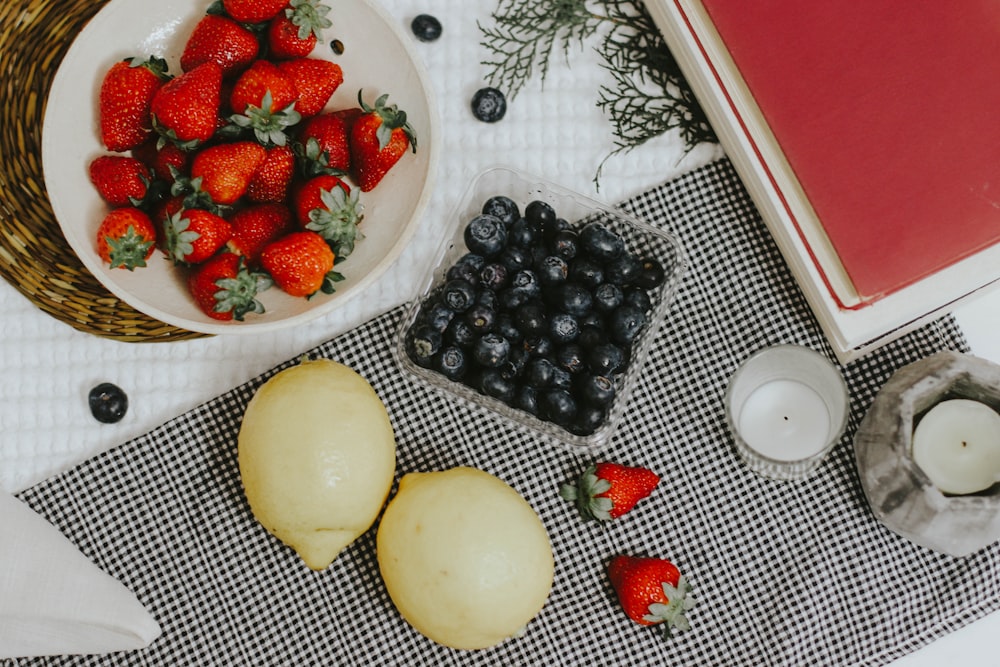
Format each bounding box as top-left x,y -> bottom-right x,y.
854,350 -> 1000,557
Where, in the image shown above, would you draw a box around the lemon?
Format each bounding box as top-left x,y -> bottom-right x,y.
238,358 -> 396,570
376,466 -> 554,649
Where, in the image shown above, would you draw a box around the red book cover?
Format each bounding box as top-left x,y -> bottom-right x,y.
697,1 -> 1000,304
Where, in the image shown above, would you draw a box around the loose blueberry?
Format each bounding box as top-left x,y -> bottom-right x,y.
473,333 -> 511,368
481,195 -> 519,226
88,382 -> 128,424
515,385 -> 540,416
578,374 -> 616,407
526,356 -> 558,388
514,301 -> 548,338
509,269 -> 541,300
436,346 -> 467,380
411,14 -> 442,41
499,245 -> 533,272
580,221 -> 624,262
609,304 -> 647,346
605,252 -> 642,286
571,404 -> 607,435
471,87 -> 507,123
593,282 -> 624,313
568,257 -> 604,288
479,262 -> 509,290
464,214 -> 507,257
446,260 -> 479,285
554,282 -> 593,317
465,303 -> 496,334
555,343 -> 586,374
536,255 -> 569,286
442,278 -> 477,312
409,323 -> 443,362
420,299 -> 455,332
636,257 -> 667,289
480,369 -> 516,402
542,389 -> 577,426
525,200 -> 556,228
495,312 -> 523,344
508,217 -> 537,247
550,229 -> 579,260
588,342 -> 625,376
446,317 -> 477,348
623,285 -> 653,313
548,312 -> 580,344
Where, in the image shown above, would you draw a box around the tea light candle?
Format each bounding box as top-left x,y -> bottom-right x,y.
725,345 -> 849,480
911,399 -> 1000,495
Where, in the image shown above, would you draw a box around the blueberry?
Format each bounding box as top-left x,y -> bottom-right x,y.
456,252 -> 486,271
473,333 -> 511,368
580,221 -> 624,262
442,278 -> 477,312
588,342 -> 625,376
480,369 -> 516,402
411,14 -> 442,41
476,288 -> 499,311
550,365 -> 573,390
556,343 -> 586,374
508,217 -> 537,247
436,346 -> 467,380
593,282 -> 624,313
577,324 -> 607,350
609,304 -> 647,346
537,255 -> 568,286
479,262 -> 509,290
569,257 -> 604,288
525,200 -> 556,228
464,214 -> 507,257
470,87 -> 507,123
446,259 -> 479,285
554,283 -> 592,317
605,252 -> 642,286
514,301 -> 547,338
571,404 -> 607,436
88,382 -> 128,424
550,229 -> 579,260
515,385 -> 540,416
446,317 -> 477,348
495,312 -> 523,345
578,374 -> 616,406
465,303 -> 496,334
509,269 -> 541,300
548,312 -> 580,344
408,323 -> 442,367
578,310 -> 605,330
542,389 -> 577,426
499,286 -> 530,311
499,245 -> 532,272
525,356 -> 557,388
623,285 -> 653,313
523,335 -> 554,358
481,195 -> 519,227
420,300 -> 455,332
636,257 -> 667,289
542,217 -> 571,244
500,346 -> 529,381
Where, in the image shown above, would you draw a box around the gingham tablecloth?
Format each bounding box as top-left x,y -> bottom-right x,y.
9,159 -> 994,667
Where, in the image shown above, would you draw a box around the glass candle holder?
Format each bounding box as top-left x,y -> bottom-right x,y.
725,345 -> 850,480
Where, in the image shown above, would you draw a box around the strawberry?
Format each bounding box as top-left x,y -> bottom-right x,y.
295,108 -> 355,175
276,58 -> 342,117
151,61 -> 223,150
98,56 -> 169,152
227,202 -> 293,264
247,144 -> 296,203
350,90 -> 417,192
95,208 -> 157,270
189,141 -> 267,205
88,155 -> 152,208
180,14 -> 259,76
607,555 -> 695,639
559,462 -> 660,521
261,230 -> 340,297
188,251 -> 271,321
229,60 -> 302,145
222,0 -> 287,24
132,139 -> 189,184
267,0 -> 332,60
292,174 -> 361,257
163,208 -> 232,264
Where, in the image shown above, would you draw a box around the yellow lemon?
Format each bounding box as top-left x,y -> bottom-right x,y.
376,466 -> 553,649
238,358 -> 396,570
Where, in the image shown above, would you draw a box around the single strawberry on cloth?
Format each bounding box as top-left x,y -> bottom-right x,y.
10,159 -> 993,666
0,491 -> 160,659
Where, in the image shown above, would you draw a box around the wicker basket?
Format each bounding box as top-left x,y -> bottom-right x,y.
0,0 -> 204,342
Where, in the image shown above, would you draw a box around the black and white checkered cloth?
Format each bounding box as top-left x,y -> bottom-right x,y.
12,158 -> 995,666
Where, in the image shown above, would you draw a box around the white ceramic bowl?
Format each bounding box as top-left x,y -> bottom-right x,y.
42,0 -> 438,334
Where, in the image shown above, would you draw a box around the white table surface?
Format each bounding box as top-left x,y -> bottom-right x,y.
1,0 -> 997,663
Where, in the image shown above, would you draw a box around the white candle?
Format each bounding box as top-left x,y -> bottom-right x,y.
737,379 -> 832,461
911,399 -> 1000,495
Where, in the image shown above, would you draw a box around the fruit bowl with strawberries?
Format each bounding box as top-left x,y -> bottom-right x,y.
394,167 -> 688,451
41,0 -> 438,334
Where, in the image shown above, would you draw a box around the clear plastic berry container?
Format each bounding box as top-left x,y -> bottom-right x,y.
393,167 -> 687,452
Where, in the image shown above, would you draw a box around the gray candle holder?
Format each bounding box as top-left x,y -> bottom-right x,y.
854,350 -> 1000,557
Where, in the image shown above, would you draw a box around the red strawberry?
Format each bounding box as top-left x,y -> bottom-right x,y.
228,60 -> 301,145
151,61 -> 223,149
163,208 -> 232,264
95,208 -> 157,270
180,15 -> 259,76
559,462 -> 659,521
261,230 -> 339,297
227,202 -> 293,264
276,58 -> 342,117
247,144 -> 296,203
296,108 -> 355,175
222,0 -> 287,24
132,139 -> 189,184
350,90 -> 417,192
267,0 -> 332,60
189,141 -> 267,205
88,155 -> 151,207
291,174 -> 361,257
188,251 -> 271,321
98,56 -> 169,152
607,555 -> 695,639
